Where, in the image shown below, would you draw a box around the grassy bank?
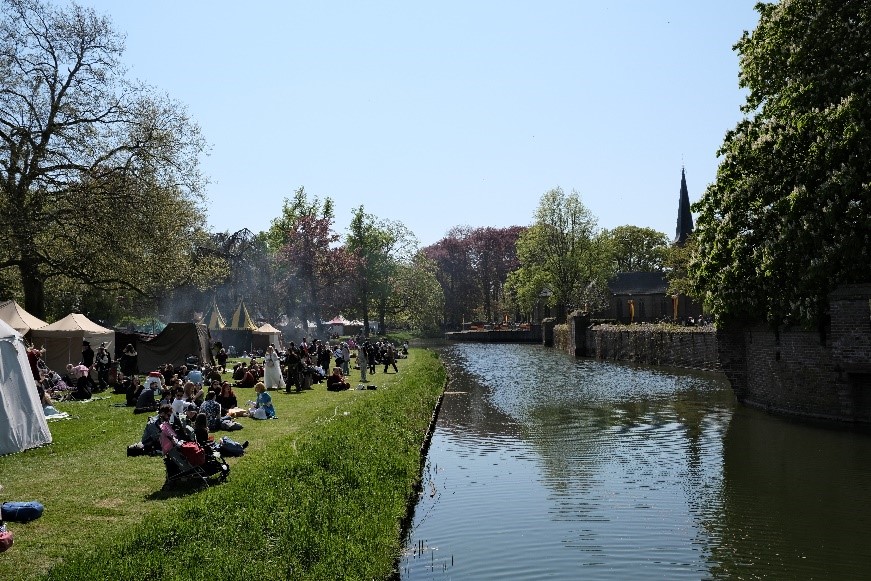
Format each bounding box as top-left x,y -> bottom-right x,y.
0,348 -> 445,580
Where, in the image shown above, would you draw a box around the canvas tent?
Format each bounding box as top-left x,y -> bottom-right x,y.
252,323 -> 283,352
202,299 -> 226,331
216,301 -> 258,353
0,300 -> 47,337
0,318 -> 52,455
135,323 -> 214,373
30,313 -> 115,373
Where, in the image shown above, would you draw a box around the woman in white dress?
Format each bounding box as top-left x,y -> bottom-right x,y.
262,345 -> 285,391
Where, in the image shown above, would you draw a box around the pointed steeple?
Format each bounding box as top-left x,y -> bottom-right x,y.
673,167 -> 694,246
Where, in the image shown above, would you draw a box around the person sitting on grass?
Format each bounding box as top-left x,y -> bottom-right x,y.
200,390 -> 230,431
183,380 -> 205,406
326,367 -> 351,392
248,382 -> 276,419
217,382 -> 238,410
170,387 -> 188,420
134,377 -> 159,414
234,365 -> 257,389
193,412 -> 212,446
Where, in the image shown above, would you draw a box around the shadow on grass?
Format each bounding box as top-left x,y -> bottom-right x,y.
145,479 -> 226,501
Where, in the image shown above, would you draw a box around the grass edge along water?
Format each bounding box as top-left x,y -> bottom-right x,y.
3,348 -> 445,581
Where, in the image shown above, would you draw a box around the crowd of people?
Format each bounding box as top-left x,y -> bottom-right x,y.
19,332 -> 408,491
24,334 -> 408,420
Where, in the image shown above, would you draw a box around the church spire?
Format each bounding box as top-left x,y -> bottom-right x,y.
674,167 -> 694,246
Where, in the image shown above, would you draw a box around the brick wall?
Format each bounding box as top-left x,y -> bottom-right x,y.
548,285 -> 871,423
716,284 -> 871,423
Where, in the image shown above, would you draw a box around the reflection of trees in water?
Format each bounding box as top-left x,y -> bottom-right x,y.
703,409 -> 871,579
442,342 -> 737,565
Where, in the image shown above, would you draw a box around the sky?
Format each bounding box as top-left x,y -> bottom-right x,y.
84,0 -> 762,248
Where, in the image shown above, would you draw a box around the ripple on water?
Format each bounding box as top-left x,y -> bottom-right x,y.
402,343 -> 871,580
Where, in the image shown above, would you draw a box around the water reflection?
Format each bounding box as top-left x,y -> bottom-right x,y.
401,343 -> 871,580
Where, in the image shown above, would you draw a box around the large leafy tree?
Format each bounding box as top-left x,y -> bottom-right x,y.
468,226 -> 525,323
0,0 -> 209,319
690,0 -> 871,327
422,227 -> 480,328
603,225 -> 669,272
506,187 -> 610,321
345,207 -> 412,335
423,225 -> 524,328
268,187 -> 349,330
382,252 -> 444,332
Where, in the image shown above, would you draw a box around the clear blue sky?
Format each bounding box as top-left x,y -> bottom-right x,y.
85,0 -> 761,247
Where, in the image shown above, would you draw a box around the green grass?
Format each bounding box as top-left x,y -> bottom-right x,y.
0,349 -> 445,580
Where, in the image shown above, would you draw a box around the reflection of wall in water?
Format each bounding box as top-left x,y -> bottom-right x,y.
708,407 -> 871,578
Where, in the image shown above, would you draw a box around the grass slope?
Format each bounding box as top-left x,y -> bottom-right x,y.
0,349 -> 445,580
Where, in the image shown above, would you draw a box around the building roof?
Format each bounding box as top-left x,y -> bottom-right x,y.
608,272 -> 669,296
674,167 -> 694,245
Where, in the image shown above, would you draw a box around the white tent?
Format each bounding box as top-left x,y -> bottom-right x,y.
30,313 -> 115,373
0,318 -> 52,455
253,323 -> 283,351
0,299 -> 47,336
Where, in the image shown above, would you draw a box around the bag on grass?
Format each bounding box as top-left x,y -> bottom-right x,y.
179,441 -> 205,466
218,436 -> 245,457
0,501 -> 44,523
220,419 -> 243,431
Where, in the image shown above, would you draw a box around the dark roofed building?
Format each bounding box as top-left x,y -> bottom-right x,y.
595,272 -> 671,323
589,169 -> 703,324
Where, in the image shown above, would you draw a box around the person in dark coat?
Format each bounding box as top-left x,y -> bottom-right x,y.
119,344 -> 138,376
80,341 -> 94,368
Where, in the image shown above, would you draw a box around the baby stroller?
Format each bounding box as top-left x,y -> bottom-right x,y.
163,443 -> 230,490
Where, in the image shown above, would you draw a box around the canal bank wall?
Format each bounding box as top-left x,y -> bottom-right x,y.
557,314 -> 721,372
553,284 -> 871,423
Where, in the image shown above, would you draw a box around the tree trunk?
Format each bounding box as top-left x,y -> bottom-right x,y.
20,255 -> 46,320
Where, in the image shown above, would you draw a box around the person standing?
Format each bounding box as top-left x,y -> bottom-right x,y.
94,342 -> 112,389
263,345 -> 285,391
358,343 -> 368,382
119,344 -> 138,377
80,341 -> 95,368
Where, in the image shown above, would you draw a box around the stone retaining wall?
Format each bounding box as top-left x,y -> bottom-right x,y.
551,284 -> 871,423
559,316 -> 720,372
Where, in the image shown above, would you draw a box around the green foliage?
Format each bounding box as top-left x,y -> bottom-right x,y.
506,187 -> 611,320
385,252 -> 445,331
0,0 -> 209,319
602,225 -> 669,272
690,0 -> 871,326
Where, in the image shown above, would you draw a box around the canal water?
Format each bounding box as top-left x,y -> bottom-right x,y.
400,343 -> 871,580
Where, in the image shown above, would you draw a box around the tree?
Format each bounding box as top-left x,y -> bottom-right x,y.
423,225 -> 524,328
0,0 -> 209,318
506,187 -> 610,321
690,0 -> 871,327
345,207 -> 409,335
603,225 -> 669,272
468,226 -> 525,322
382,252 -> 444,332
269,187 -> 348,330
422,227 -> 481,328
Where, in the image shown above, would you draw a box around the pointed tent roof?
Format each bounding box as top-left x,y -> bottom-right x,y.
0,300 -> 47,335
674,167 -> 694,246
254,323 -> 282,334
37,312 -> 113,334
228,300 -> 257,330
203,299 -> 226,330
327,315 -> 352,326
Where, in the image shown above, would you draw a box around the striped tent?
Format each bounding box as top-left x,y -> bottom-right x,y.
228,300 -> 257,330
203,299 -> 226,331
